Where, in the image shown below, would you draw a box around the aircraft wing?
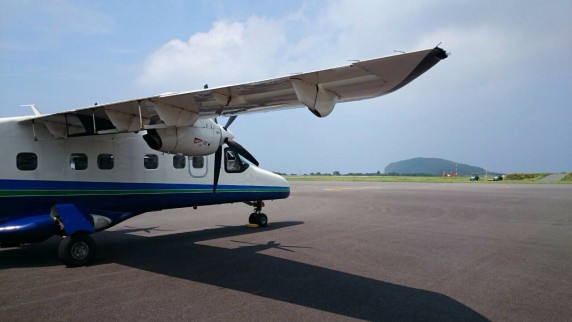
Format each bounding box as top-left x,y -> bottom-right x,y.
22,47 -> 447,138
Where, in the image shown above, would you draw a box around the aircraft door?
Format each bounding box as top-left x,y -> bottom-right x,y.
189,155 -> 208,178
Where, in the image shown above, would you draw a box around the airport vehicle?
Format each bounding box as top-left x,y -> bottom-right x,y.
493,174 -> 503,181
0,47 -> 447,266
470,174 -> 480,181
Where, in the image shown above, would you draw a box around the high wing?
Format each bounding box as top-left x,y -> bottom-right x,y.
22,47 -> 447,138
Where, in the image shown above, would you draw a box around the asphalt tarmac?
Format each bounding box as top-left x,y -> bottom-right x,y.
1,182 -> 571,321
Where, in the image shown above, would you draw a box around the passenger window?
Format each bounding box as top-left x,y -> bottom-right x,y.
17,152 -> 37,171
192,156 -> 204,169
144,154 -> 159,169
97,154 -> 114,170
225,149 -> 248,173
173,155 -> 186,169
70,153 -> 88,170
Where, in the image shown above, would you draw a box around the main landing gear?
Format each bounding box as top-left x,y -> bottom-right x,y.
50,204 -> 96,267
52,212 -> 96,267
58,233 -> 96,267
246,201 -> 268,227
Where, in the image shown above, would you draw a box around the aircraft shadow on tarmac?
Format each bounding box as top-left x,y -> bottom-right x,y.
1,221 -> 488,321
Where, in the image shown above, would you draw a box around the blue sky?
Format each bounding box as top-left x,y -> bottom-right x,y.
1,0 -> 571,174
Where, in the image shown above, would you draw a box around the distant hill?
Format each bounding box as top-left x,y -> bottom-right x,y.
384,157 -> 493,176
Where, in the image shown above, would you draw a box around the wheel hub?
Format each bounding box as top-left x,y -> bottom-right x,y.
71,241 -> 89,260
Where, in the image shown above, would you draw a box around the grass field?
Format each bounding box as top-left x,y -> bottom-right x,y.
285,173 -> 572,184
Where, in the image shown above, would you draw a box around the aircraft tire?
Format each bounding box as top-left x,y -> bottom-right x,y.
248,213 -> 257,224
257,213 -> 268,227
58,233 -> 96,267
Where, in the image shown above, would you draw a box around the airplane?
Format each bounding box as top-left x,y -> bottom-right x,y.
0,47 -> 447,266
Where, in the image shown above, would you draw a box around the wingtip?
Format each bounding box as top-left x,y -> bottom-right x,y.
433,46 -> 448,60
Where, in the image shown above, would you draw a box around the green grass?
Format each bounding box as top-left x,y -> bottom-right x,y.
286,175 -> 480,183
285,173 -> 571,184
561,173 -> 572,181
504,173 -> 549,181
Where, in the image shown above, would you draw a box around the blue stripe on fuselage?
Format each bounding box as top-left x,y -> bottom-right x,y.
0,179 -> 290,218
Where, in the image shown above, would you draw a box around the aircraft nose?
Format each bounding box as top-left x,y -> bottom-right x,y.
253,167 -> 290,199
276,174 -> 290,190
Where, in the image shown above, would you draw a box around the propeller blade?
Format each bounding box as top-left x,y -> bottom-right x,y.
224,115 -> 237,130
213,145 -> 222,192
226,139 -> 259,166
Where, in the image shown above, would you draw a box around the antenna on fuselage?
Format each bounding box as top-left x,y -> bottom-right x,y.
21,104 -> 41,116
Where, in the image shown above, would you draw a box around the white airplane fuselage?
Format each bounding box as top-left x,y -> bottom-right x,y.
0,116 -> 290,246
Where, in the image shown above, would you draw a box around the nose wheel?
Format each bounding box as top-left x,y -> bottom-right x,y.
249,212 -> 268,227
246,201 -> 268,227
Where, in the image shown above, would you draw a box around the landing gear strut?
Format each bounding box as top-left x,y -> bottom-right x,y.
246,201 -> 268,227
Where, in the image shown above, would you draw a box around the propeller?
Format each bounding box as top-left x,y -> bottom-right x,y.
212,117 -> 259,193
214,115 -> 235,128
224,115 -> 237,130
213,145 -> 222,192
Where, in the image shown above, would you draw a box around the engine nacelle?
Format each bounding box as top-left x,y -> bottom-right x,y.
143,120 -> 223,156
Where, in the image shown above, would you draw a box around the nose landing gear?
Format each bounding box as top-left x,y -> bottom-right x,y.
245,201 -> 268,227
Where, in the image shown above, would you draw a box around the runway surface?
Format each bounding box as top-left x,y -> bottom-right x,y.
1,182 -> 571,321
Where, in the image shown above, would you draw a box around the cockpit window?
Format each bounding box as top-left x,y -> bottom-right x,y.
225,148 -> 248,173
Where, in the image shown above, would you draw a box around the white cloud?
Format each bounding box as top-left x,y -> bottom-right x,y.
139,17 -> 288,92
137,1 -> 435,93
